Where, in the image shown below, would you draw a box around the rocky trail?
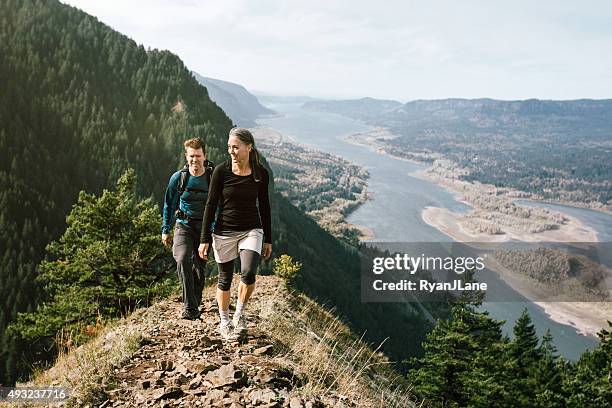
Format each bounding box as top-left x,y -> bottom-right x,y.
97,277 -> 358,408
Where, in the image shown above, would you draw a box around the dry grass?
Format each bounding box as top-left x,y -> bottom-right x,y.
257,285 -> 416,407
4,279 -> 417,407
6,310 -> 148,407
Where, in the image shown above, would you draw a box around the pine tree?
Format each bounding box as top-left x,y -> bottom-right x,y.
409,271 -> 509,407
563,322 -> 612,407
7,169 -> 175,362
506,309 -> 542,407
533,329 -> 564,407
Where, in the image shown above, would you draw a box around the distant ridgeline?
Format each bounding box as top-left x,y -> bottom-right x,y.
192,73 -> 276,128
0,0 -> 437,385
304,98 -> 612,207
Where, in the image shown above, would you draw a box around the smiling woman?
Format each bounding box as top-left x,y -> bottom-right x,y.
198,127 -> 272,341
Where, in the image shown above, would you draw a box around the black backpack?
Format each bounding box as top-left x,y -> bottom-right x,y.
174,159 -> 214,220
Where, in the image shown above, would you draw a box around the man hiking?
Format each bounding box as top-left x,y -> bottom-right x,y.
162,138 -> 214,320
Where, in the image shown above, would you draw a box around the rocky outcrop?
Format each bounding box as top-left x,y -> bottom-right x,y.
28,276 -> 414,407
93,277 -> 372,407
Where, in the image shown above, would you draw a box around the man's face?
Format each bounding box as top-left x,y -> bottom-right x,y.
185,147 -> 205,173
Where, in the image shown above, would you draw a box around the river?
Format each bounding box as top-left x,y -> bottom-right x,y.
257,100 -> 607,360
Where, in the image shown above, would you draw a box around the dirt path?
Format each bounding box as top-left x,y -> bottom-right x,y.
102,277 -> 333,408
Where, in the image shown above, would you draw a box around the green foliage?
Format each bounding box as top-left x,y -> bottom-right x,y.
7,169 -> 174,354
409,283 -> 508,407
409,303 -> 612,407
562,322 -> 612,407
272,254 -> 302,287
505,309 -> 542,406
0,0 -> 233,383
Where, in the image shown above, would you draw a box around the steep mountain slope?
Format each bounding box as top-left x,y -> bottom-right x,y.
193,73 -> 275,127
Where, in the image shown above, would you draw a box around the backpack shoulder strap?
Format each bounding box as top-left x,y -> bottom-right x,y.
204,159 -> 215,187
176,164 -> 190,208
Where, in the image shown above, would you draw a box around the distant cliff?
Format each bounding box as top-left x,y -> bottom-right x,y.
193,73 -> 276,127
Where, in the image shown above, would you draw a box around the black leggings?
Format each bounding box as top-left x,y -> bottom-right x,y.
217,249 -> 259,291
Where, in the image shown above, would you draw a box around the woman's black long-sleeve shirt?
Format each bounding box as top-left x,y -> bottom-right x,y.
200,161 -> 272,244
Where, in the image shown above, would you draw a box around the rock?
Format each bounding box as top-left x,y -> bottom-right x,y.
304,400 -> 324,408
172,373 -> 189,386
202,344 -> 221,352
289,396 -> 304,408
191,360 -> 220,374
202,389 -> 226,405
174,363 -> 190,375
228,390 -> 245,405
204,363 -> 247,389
188,375 -> 203,389
140,380 -> 151,390
153,370 -> 165,379
240,355 -> 259,365
157,360 -> 174,371
162,386 -> 183,399
249,388 -> 277,405
254,367 -> 296,389
253,345 -> 274,356
198,335 -> 223,347
150,388 -> 165,401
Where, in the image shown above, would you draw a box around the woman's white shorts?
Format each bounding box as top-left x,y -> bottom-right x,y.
211,228 -> 264,263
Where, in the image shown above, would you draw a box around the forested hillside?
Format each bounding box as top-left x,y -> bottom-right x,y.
0,0 -> 436,385
0,0 -> 232,384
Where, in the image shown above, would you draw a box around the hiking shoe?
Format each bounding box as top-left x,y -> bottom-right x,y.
181,309 -> 200,320
219,321 -> 239,341
232,314 -> 248,334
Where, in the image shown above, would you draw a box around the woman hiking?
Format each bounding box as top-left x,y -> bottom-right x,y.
198,127 -> 272,340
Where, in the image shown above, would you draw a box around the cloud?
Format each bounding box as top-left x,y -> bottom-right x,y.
61,0 -> 612,100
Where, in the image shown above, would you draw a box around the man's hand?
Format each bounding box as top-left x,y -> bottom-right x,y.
262,243 -> 272,261
161,233 -> 172,247
198,243 -> 209,260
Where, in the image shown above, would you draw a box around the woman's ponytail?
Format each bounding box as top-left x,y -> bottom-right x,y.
249,147 -> 262,182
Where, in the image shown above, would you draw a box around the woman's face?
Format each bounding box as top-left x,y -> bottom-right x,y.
227,135 -> 251,165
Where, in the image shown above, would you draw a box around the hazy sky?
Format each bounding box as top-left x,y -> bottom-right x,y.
61,0 -> 612,101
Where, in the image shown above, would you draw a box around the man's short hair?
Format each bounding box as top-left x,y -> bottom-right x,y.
184,138 -> 205,153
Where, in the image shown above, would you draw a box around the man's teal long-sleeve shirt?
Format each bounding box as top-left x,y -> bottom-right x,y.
162,170 -> 210,234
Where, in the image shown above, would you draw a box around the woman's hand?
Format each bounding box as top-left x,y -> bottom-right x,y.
262,243 -> 272,261
198,243 -> 209,260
